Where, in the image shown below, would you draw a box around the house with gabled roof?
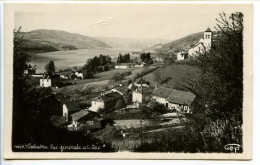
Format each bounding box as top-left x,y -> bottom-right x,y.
89,92 -> 124,112
152,86 -> 196,113
110,86 -> 130,96
134,78 -> 149,88
177,49 -> 189,61
132,87 -> 153,105
39,95 -> 63,117
40,73 -> 60,87
115,63 -> 131,69
24,64 -> 36,75
62,101 -> 81,122
68,110 -> 103,131
39,94 -> 82,122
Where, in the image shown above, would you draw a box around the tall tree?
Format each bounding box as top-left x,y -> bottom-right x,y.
13,27 -> 53,145
182,12 -> 244,150
140,52 -> 152,64
99,54 -> 106,66
105,55 -> 112,64
45,60 -> 55,75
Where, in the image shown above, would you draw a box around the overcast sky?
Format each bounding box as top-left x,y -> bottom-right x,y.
15,4 -> 240,40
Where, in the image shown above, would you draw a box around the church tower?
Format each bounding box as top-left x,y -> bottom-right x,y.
203,27 -> 212,51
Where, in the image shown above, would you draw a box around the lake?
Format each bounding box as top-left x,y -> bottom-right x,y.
31,48 -> 141,73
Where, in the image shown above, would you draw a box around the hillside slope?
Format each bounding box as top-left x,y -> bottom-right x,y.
160,32 -> 204,53
16,29 -> 111,53
148,43 -> 163,51
143,64 -> 201,91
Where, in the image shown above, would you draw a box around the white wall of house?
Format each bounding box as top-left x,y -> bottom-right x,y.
168,102 -> 180,110
40,79 -> 52,87
169,103 -> 191,114
177,52 -> 185,61
89,101 -> 105,112
133,91 -> 142,103
63,104 -> 68,117
134,64 -> 144,68
152,96 -> 169,106
134,83 -> 148,88
153,96 -> 192,114
115,65 -> 129,69
60,75 -> 68,79
67,122 -> 78,131
75,72 -> 84,79
188,43 -> 205,57
32,74 -> 43,78
182,105 -> 191,113
111,89 -> 124,96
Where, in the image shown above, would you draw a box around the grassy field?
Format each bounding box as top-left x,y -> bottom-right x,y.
55,65 -> 161,95
143,64 -> 201,91
94,122 -> 188,151
125,64 -> 161,80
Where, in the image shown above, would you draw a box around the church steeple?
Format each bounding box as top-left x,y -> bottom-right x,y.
204,27 -> 212,51
205,27 -> 212,32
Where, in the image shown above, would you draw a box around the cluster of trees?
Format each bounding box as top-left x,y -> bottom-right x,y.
163,56 -> 175,65
85,54 -> 112,70
82,54 -> 112,78
18,40 -> 59,53
117,53 -> 131,63
45,60 -> 55,75
140,52 -> 153,64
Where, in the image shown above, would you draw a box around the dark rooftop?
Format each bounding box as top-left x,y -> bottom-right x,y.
71,110 -> 89,121
152,87 -> 196,106
92,92 -> 122,102
135,78 -> 149,84
41,73 -> 60,79
55,94 -> 71,103
167,89 -> 196,105
112,86 -> 130,95
152,87 -> 174,99
181,50 -> 188,55
64,102 -> 81,112
205,27 -> 212,32
133,87 -> 153,95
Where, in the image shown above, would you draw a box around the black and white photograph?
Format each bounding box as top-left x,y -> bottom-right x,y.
3,3 -> 253,159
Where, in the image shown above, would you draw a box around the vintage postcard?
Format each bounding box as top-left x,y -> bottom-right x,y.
3,3 -> 253,159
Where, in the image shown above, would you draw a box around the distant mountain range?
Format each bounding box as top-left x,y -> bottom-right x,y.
96,37 -> 169,50
15,29 -> 204,55
16,29 -> 111,53
147,43 -> 163,51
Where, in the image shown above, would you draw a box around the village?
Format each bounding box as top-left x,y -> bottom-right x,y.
23,28 -> 213,150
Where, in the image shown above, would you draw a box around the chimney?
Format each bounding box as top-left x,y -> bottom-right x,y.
155,85 -> 158,89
